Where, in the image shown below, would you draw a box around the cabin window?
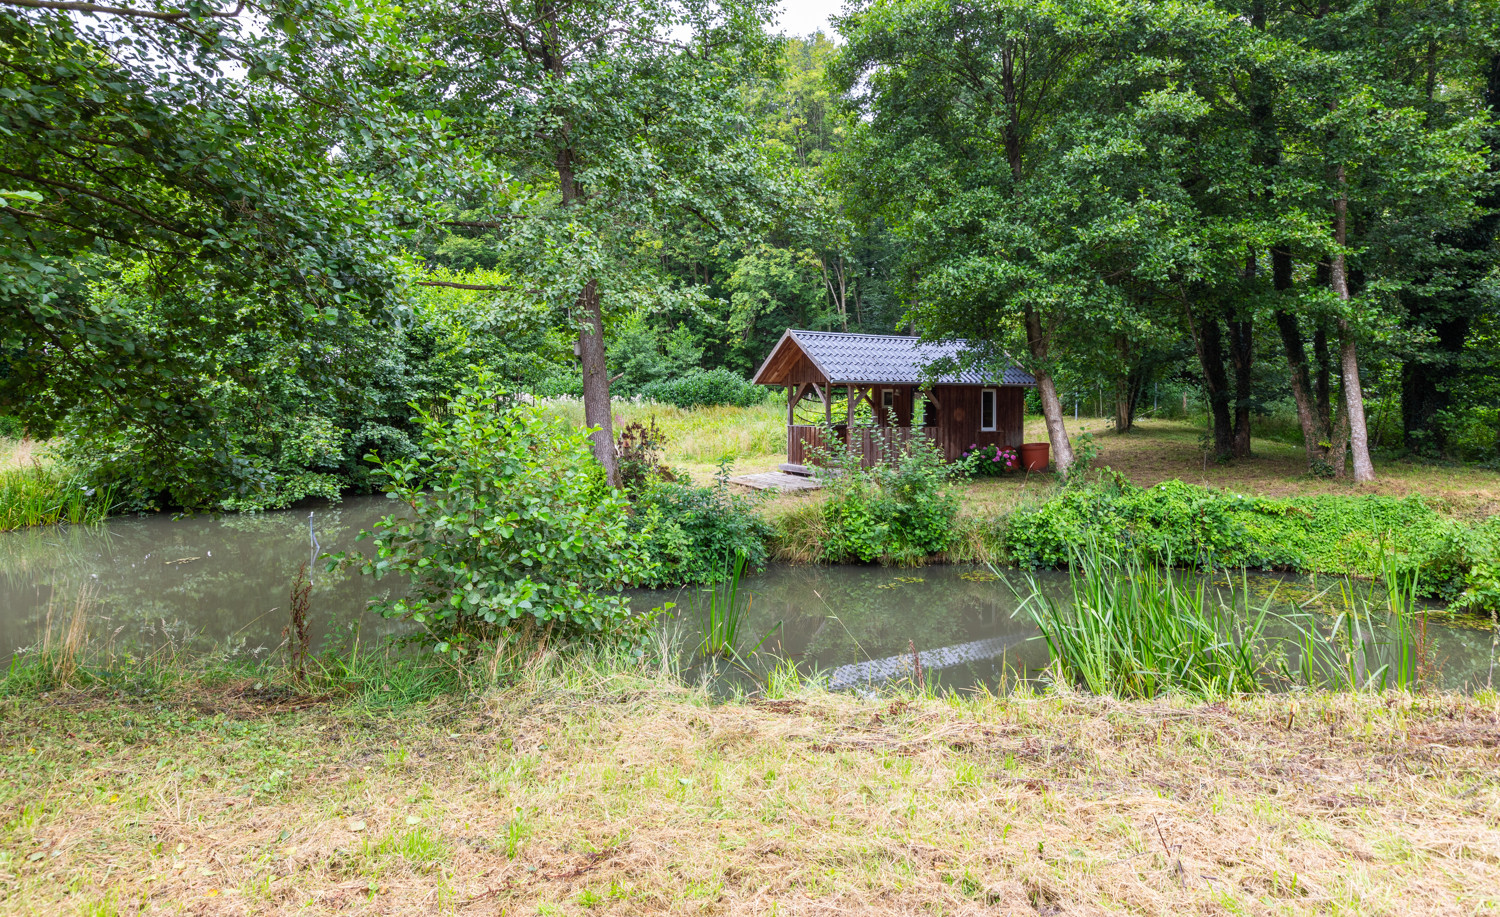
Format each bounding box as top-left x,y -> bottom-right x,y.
921,398 -> 937,427
881,389 -> 895,411
980,389 -> 997,431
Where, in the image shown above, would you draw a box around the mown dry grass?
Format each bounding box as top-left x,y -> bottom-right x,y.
3,673 -> 1498,916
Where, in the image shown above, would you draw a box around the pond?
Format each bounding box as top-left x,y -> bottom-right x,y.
2,499 -> 1496,692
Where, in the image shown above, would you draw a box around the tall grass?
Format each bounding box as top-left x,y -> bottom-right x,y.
1007,544 -> 1275,698
541,398 -> 785,467
1009,540 -> 1431,698
0,459 -> 116,530
1287,554 -> 1426,692
697,553 -> 779,660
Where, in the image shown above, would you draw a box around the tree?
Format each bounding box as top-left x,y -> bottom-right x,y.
833,0 -> 1153,474
0,0 -> 441,499
398,0 -> 781,486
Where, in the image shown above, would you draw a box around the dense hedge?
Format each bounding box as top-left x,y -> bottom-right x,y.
639,369 -> 765,408
1004,476 -> 1500,605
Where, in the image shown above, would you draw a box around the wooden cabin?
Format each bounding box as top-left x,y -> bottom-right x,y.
751,330 -> 1036,472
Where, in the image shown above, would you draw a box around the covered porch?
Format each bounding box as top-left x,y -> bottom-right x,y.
751,330 -> 1035,474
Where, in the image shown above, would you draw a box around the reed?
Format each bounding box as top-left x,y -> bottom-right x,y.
36,586 -> 94,688
0,459 -> 116,530
697,553 -> 779,660
1007,541 -> 1276,699
1290,577 -> 1425,692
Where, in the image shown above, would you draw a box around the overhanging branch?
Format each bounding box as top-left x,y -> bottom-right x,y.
0,0 -> 246,21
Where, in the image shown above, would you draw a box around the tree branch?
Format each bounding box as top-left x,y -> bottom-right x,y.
0,0 -> 245,21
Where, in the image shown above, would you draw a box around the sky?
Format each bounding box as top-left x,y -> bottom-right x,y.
775,0 -> 845,37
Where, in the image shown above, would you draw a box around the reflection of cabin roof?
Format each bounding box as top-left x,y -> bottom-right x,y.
752,330 -> 1036,387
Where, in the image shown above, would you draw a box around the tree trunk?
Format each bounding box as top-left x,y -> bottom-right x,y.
575,281 -> 620,486
1228,311 -> 1253,458
1024,304 -> 1075,474
1330,163 -> 1375,482
1272,248 -> 1327,470
1187,301 -> 1234,459
555,134 -> 619,485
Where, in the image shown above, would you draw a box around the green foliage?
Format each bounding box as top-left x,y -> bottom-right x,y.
608,322 -> 705,397
815,432 -> 960,565
629,472 -> 772,588
348,375 -> 652,653
639,369 -> 767,409
43,263 -> 564,513
1,1 -> 441,464
1004,475 -> 1499,611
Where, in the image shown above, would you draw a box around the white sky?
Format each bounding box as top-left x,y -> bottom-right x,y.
774,0 -> 846,37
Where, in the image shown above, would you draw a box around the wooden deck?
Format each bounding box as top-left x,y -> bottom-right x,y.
727,470 -> 822,493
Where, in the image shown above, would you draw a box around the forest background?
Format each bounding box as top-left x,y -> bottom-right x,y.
2,0 -> 1498,511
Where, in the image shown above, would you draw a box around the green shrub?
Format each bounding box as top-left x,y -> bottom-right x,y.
1005,476 -> 1279,569
639,368 -> 764,409
346,374 -> 653,653
815,432 -> 960,565
629,472 -> 772,587
1003,473 -> 1500,612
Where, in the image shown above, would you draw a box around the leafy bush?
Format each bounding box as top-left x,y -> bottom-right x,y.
629,469 -> 772,587
347,375 -> 653,653
1003,474 -> 1500,611
639,368 -> 765,409
44,262 -> 571,513
815,432 -> 960,565
615,418 -> 673,492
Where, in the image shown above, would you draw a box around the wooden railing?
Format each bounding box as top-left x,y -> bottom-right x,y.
787,424 -> 933,469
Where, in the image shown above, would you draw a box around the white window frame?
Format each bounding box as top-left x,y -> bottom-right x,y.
881,388 -> 895,411
980,388 -> 997,432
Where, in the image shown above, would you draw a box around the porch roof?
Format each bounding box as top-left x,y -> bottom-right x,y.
751,330 -> 1036,387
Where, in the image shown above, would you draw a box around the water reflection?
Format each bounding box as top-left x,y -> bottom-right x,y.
0,497 -> 404,662
1,502 -> 1495,693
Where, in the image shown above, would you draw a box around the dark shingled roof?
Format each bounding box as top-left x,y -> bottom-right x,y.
754,330 -> 1035,386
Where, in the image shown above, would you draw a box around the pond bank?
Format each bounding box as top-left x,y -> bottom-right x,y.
3,662 -> 1497,915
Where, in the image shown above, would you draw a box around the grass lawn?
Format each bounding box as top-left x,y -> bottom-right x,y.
2,666 -> 1497,916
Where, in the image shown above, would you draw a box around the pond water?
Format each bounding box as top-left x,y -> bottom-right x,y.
2,500 -> 1496,692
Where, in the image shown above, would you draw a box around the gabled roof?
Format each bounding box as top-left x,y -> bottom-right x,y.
752,330 -> 1036,387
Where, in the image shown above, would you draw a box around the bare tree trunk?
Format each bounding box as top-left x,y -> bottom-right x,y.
1271,248 -> 1327,470
1229,312 -> 1253,458
1025,304 -> 1075,473
1330,163 -> 1375,482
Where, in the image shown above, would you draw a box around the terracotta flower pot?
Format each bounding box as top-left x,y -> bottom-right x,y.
1018,442 -> 1050,472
